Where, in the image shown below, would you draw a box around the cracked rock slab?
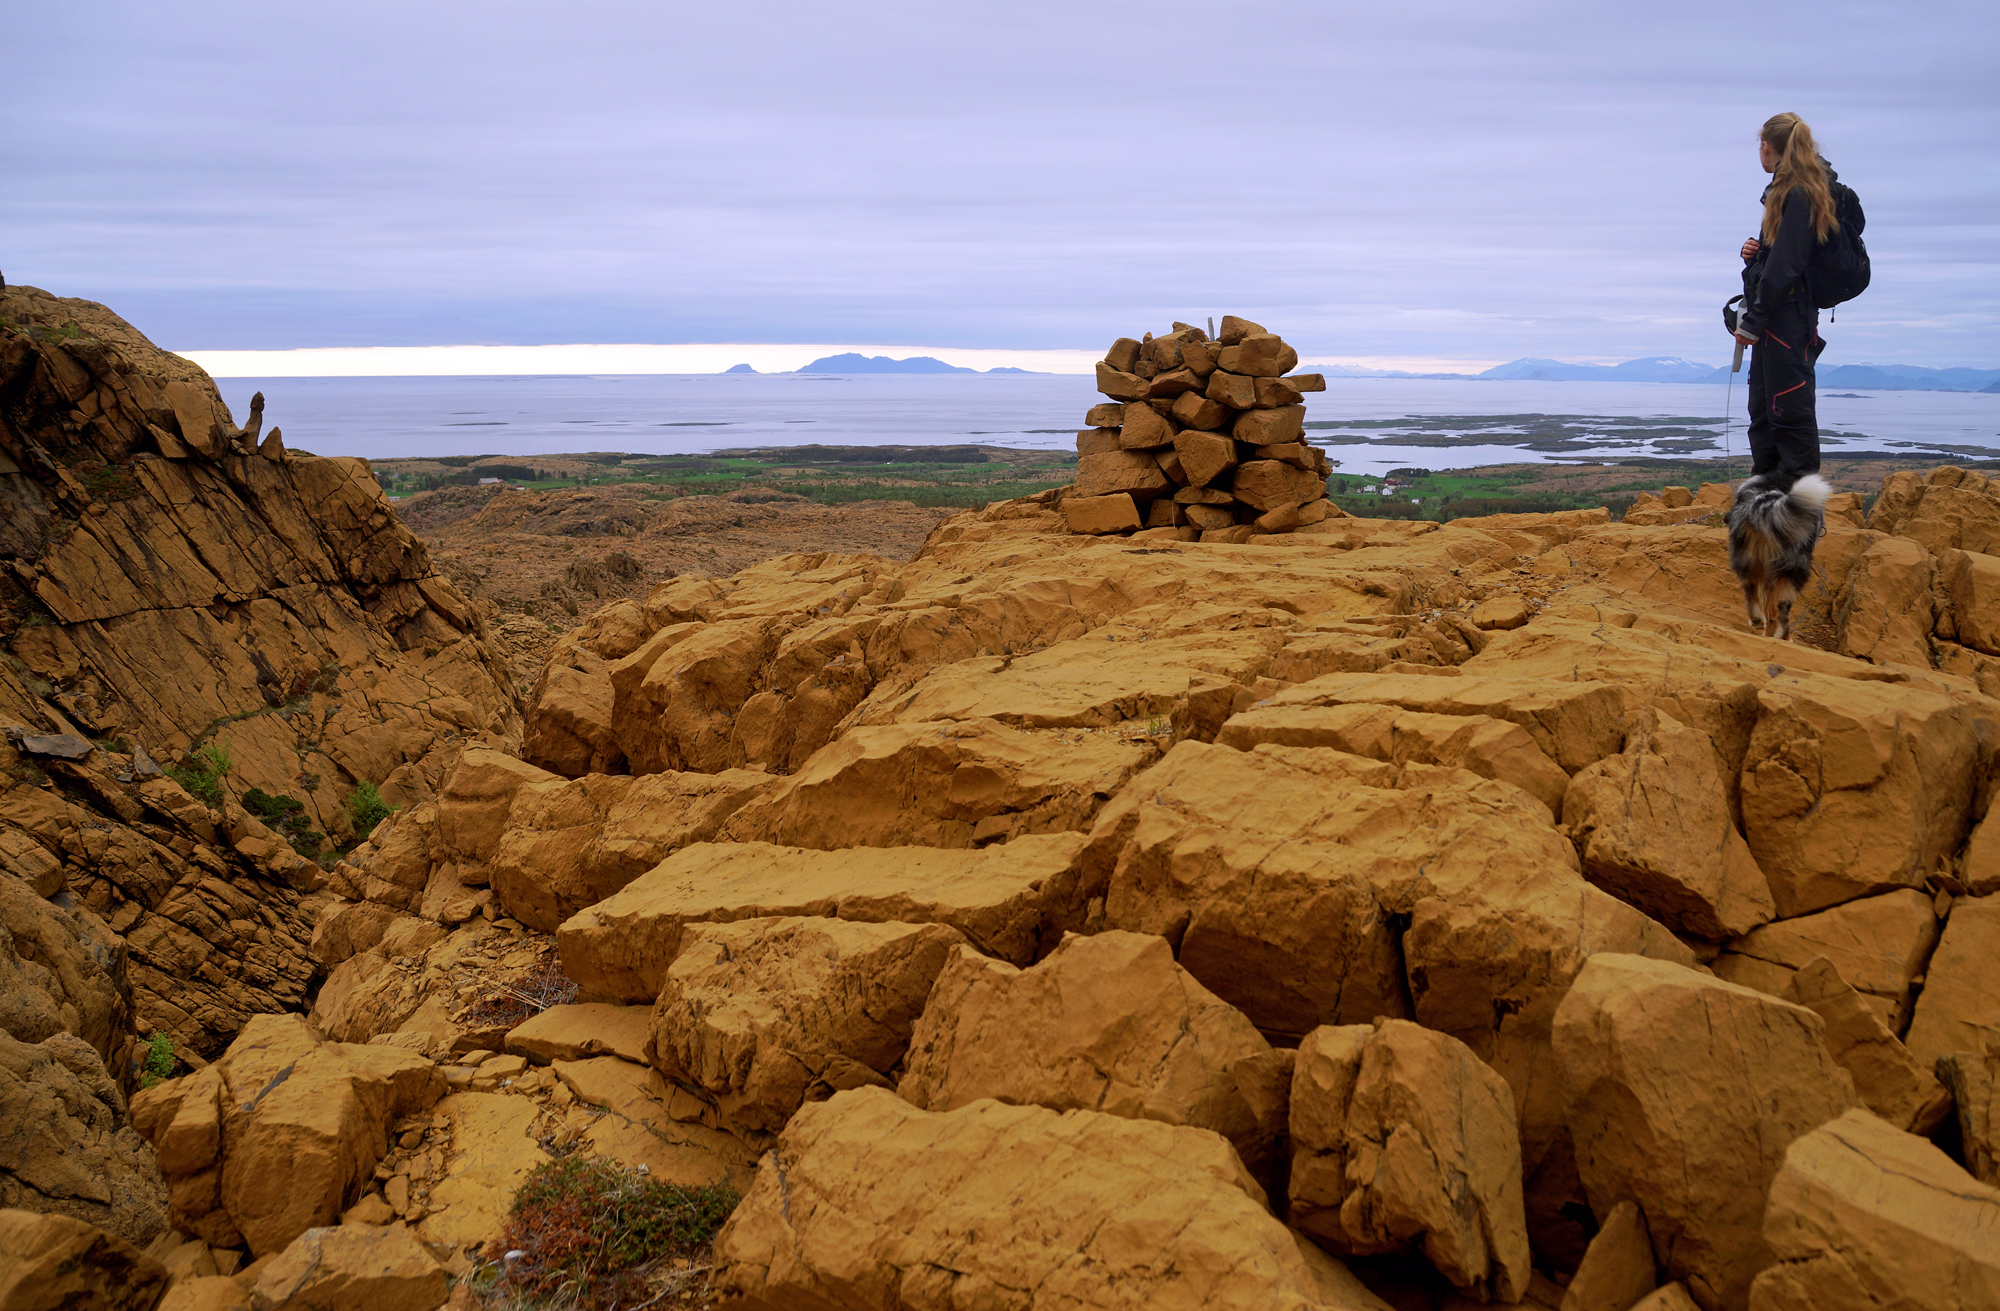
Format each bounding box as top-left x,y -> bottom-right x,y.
713,1086 -> 1392,1311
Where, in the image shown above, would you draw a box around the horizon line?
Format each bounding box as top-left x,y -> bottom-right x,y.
172,342 -> 1511,378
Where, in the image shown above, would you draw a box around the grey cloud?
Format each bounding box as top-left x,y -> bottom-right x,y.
4,0 -> 1996,365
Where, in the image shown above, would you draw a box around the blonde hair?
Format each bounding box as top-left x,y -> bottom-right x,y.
1761,113 -> 1839,244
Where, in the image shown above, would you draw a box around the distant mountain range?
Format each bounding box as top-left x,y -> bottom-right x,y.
1308,357 -> 2000,391
787,354 -> 1038,375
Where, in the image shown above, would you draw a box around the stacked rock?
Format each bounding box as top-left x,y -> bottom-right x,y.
1062,315 -> 1336,541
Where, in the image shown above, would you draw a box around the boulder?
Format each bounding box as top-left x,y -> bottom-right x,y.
1060,492 -> 1140,534
522,647 -> 623,777
1074,450 -> 1170,500
557,833 -> 1089,1001
1083,740 -> 1687,1043
1747,1109 -> 2000,1311
1289,1019 -> 1529,1303
1473,595 -> 1532,631
712,1087 -> 1390,1311
487,767 -> 775,932
1217,314 -> 1266,344
1080,740 -> 1688,1265
1712,889 -> 1939,1031
1833,536 -> 1935,668
1232,458 -> 1320,510
1560,1200 -> 1657,1311
1260,670 -> 1628,774
720,718 -> 1153,852
1942,548 -> 2000,655
433,749 -> 557,867
1902,893 -> 2000,1071
1104,338 -> 1141,372
899,932 -> 1278,1166
651,917 -> 966,1133
1093,361 -> 1147,401
1075,427 -> 1120,456
1553,954 -> 1855,1311
1780,956 -> 1950,1133
1117,401 -> 1176,450
1170,391 -> 1231,432
130,1014 -> 444,1256
1205,369 -> 1257,409
0,1030 -> 168,1249
1173,429 -> 1239,487
1738,674 -> 1980,917
504,1002 -> 652,1065
1561,710 -> 1776,939
1866,466 -> 2000,554
1936,1052 -> 2000,1186
1216,702 -> 1570,819
0,1208 -> 169,1311
250,1223 -> 446,1311
1229,334 -> 1294,378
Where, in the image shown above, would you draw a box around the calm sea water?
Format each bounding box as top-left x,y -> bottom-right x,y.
210,373 -> 2000,478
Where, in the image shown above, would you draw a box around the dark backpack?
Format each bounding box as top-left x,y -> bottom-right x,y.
1810,182 -> 1870,310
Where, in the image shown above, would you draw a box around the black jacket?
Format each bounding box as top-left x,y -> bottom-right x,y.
1741,166 -> 1836,338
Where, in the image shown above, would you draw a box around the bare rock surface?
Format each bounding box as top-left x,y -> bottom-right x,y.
721,717 -> 1155,850
1902,893 -> 2000,1071
0,1206 -> 170,1311
1713,888 -> 1940,1031
899,931 -> 1277,1164
1779,956 -> 1950,1133
1738,674 -> 1979,918
250,1222 -> 445,1311
1747,1108 -> 2000,1311
1553,954 -> 1855,1311
487,765 -> 776,930
1560,1199 -> 1657,1311
503,1001 -> 652,1065
557,833 -> 1089,1000
130,1014 -> 443,1256
1561,708 -> 1776,939
1937,1052 -> 2000,1185
713,1087 -> 1392,1311
650,916 -> 966,1132
1288,1019 -> 1530,1303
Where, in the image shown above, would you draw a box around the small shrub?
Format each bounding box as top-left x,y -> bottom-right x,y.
347,781 -> 394,834
139,1032 -> 175,1088
484,1157 -> 738,1308
166,742 -> 233,806
243,787 -> 325,858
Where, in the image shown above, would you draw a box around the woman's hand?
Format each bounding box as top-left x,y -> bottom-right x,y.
1741,238 -> 1761,260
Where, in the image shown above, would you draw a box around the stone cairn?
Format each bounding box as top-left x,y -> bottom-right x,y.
1061,315 -> 1335,541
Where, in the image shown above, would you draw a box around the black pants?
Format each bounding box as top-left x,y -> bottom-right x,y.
1746,298 -> 1823,485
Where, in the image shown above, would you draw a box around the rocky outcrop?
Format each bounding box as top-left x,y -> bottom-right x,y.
0,1207 -> 170,1310
130,1014 -> 442,1256
1288,1018 -> 1530,1303
1561,708 -> 1776,939
556,834 -> 1091,1001
898,931 -> 1280,1166
0,1029 -> 167,1249
249,1223 -> 445,1311
649,916 -> 965,1132
1748,1109 -> 2000,1310
1,286 -> 518,1067
1554,955 -> 1856,1310
712,1087 -> 1391,1310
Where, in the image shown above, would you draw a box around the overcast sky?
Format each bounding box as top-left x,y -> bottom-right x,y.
6,1 -> 1995,369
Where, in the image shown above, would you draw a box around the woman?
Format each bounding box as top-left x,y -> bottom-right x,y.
1732,113 -> 1841,486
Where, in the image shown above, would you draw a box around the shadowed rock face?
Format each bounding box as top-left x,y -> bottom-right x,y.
1,285 -> 519,1063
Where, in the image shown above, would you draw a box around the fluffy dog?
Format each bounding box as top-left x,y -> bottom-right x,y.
1726,473 -> 1831,639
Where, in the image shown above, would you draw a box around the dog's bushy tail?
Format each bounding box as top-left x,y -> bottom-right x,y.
1731,473 -> 1830,543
